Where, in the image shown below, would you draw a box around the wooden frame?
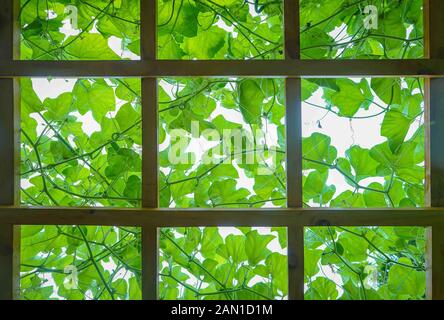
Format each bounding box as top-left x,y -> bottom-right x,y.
0,0 -> 444,301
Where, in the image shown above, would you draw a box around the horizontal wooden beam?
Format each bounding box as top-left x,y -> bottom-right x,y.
0,207 -> 443,227
1,59 -> 444,78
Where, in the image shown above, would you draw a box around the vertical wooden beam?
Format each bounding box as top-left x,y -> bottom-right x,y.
141,78 -> 158,209
141,77 -> 158,301
284,0 -> 300,60
286,78 -> 304,300
428,0 -> 444,300
285,78 -> 302,208
428,0 -> 444,59
0,108 -> 20,302
426,226 -> 433,299
424,79 -> 431,208
429,78 -> 444,300
140,0 -> 158,300
141,0 -> 156,61
429,225 -> 444,300
141,226 -> 158,300
284,0 -> 304,300
422,0 -> 432,300
0,225 -> 20,300
423,0 -> 430,59
0,0 -> 20,301
287,225 -> 304,300
0,79 -> 18,206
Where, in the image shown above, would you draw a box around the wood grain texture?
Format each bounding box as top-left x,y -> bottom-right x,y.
140,0 -> 159,300
428,0 -> 444,300
287,226 -> 304,300
0,225 -> 16,300
141,78 -> 159,209
431,225 -> 444,300
0,207 -> 443,227
142,226 -> 158,300
2,59 -> 444,78
285,78 -> 302,208
0,79 -> 18,206
0,0 -> 20,301
284,0 -> 299,60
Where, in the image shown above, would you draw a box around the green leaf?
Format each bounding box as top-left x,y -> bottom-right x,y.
388,258 -> 426,298
371,79 -> 401,105
245,230 -> 273,266
304,248 -> 322,278
123,175 -> 141,200
330,79 -> 367,117
181,26 -> 226,59
305,278 -> 338,300
239,79 -> 265,125
44,92 -> 72,121
346,146 -> 379,182
73,79 -> 115,122
218,234 -> 247,264
64,34 -> 121,60
363,183 -> 387,207
381,110 -> 413,152
303,133 -> 337,172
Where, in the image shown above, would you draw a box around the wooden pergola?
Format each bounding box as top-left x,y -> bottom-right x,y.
1,0 -> 444,300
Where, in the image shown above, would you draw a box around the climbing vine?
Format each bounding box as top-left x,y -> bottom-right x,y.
159,78 -> 286,208
300,0 -> 424,59
159,227 -> 288,300
305,226 -> 426,300
21,78 -> 142,207
20,0 -> 140,60
302,77 -> 425,208
302,77 -> 426,299
157,0 -> 284,59
20,225 -> 141,300
18,0 -> 428,301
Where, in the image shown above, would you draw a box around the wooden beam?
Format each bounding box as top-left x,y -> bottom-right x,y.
0,0 -> 20,300
140,79 -> 159,301
426,227 -> 433,299
142,226 -> 158,300
0,79 -> 18,205
424,0 -> 430,59
431,224 -> 444,300
0,0 -> 20,301
284,1 -> 303,298
287,226 -> 304,300
0,81 -> 20,299
141,0 -> 156,61
0,207 -> 442,227
423,0 -> 432,299
0,78 -> 16,299
428,0 -> 444,58
284,0 -> 299,60
429,53 -> 444,204
140,0 -> 158,301
1,59 -> 444,78
428,0 -> 444,301
0,225 -> 19,300
141,78 -> 158,209
285,78 -> 302,208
